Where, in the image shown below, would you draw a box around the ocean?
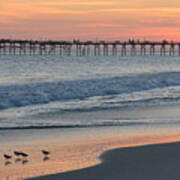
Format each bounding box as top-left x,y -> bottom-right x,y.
0,54 -> 180,130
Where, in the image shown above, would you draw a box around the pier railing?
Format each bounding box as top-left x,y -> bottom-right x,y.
0,39 -> 180,56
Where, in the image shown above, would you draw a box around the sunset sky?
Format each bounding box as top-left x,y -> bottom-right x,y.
1,0 -> 180,40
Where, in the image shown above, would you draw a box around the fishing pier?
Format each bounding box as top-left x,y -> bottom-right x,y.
0,39 -> 180,56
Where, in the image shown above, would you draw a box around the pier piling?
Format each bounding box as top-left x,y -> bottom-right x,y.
0,39 -> 180,57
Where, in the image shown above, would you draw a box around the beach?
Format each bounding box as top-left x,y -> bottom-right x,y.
2,0 -> 180,179
0,104 -> 180,180
0,55 -> 180,180
26,142 -> 180,180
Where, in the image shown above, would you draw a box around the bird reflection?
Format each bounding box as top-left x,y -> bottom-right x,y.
22,159 -> 29,165
4,161 -> 12,166
43,156 -> 50,162
15,158 -> 22,163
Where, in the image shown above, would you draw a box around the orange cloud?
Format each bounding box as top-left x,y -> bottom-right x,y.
1,0 -> 180,40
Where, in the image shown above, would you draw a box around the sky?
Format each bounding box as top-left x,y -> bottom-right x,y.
1,0 -> 180,40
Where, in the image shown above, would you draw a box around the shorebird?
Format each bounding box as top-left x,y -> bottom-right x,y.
20,152 -> 29,158
41,150 -> 50,156
3,154 -> 12,160
14,151 -> 22,157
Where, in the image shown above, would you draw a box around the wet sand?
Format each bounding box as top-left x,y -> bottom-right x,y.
0,127 -> 180,180
1,104 -> 180,180
26,141 -> 180,180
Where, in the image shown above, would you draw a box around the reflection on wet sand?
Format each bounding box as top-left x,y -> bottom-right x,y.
4,161 -> 12,166
22,159 -> 29,165
43,156 -> 50,162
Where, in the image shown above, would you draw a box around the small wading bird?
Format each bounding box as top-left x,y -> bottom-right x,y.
20,152 -> 29,158
3,154 -> 12,160
41,150 -> 50,156
14,151 -> 22,157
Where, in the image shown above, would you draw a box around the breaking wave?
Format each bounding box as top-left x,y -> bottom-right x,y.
0,71 -> 180,110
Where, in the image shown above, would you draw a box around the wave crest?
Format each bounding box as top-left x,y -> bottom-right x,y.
0,71 -> 180,110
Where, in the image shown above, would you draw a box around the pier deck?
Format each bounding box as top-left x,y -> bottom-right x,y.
0,39 -> 180,56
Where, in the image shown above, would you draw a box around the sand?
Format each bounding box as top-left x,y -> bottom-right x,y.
1,104 -> 180,180
1,128 -> 180,180
26,142 -> 180,180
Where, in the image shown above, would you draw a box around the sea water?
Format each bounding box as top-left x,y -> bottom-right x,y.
0,54 -> 180,129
